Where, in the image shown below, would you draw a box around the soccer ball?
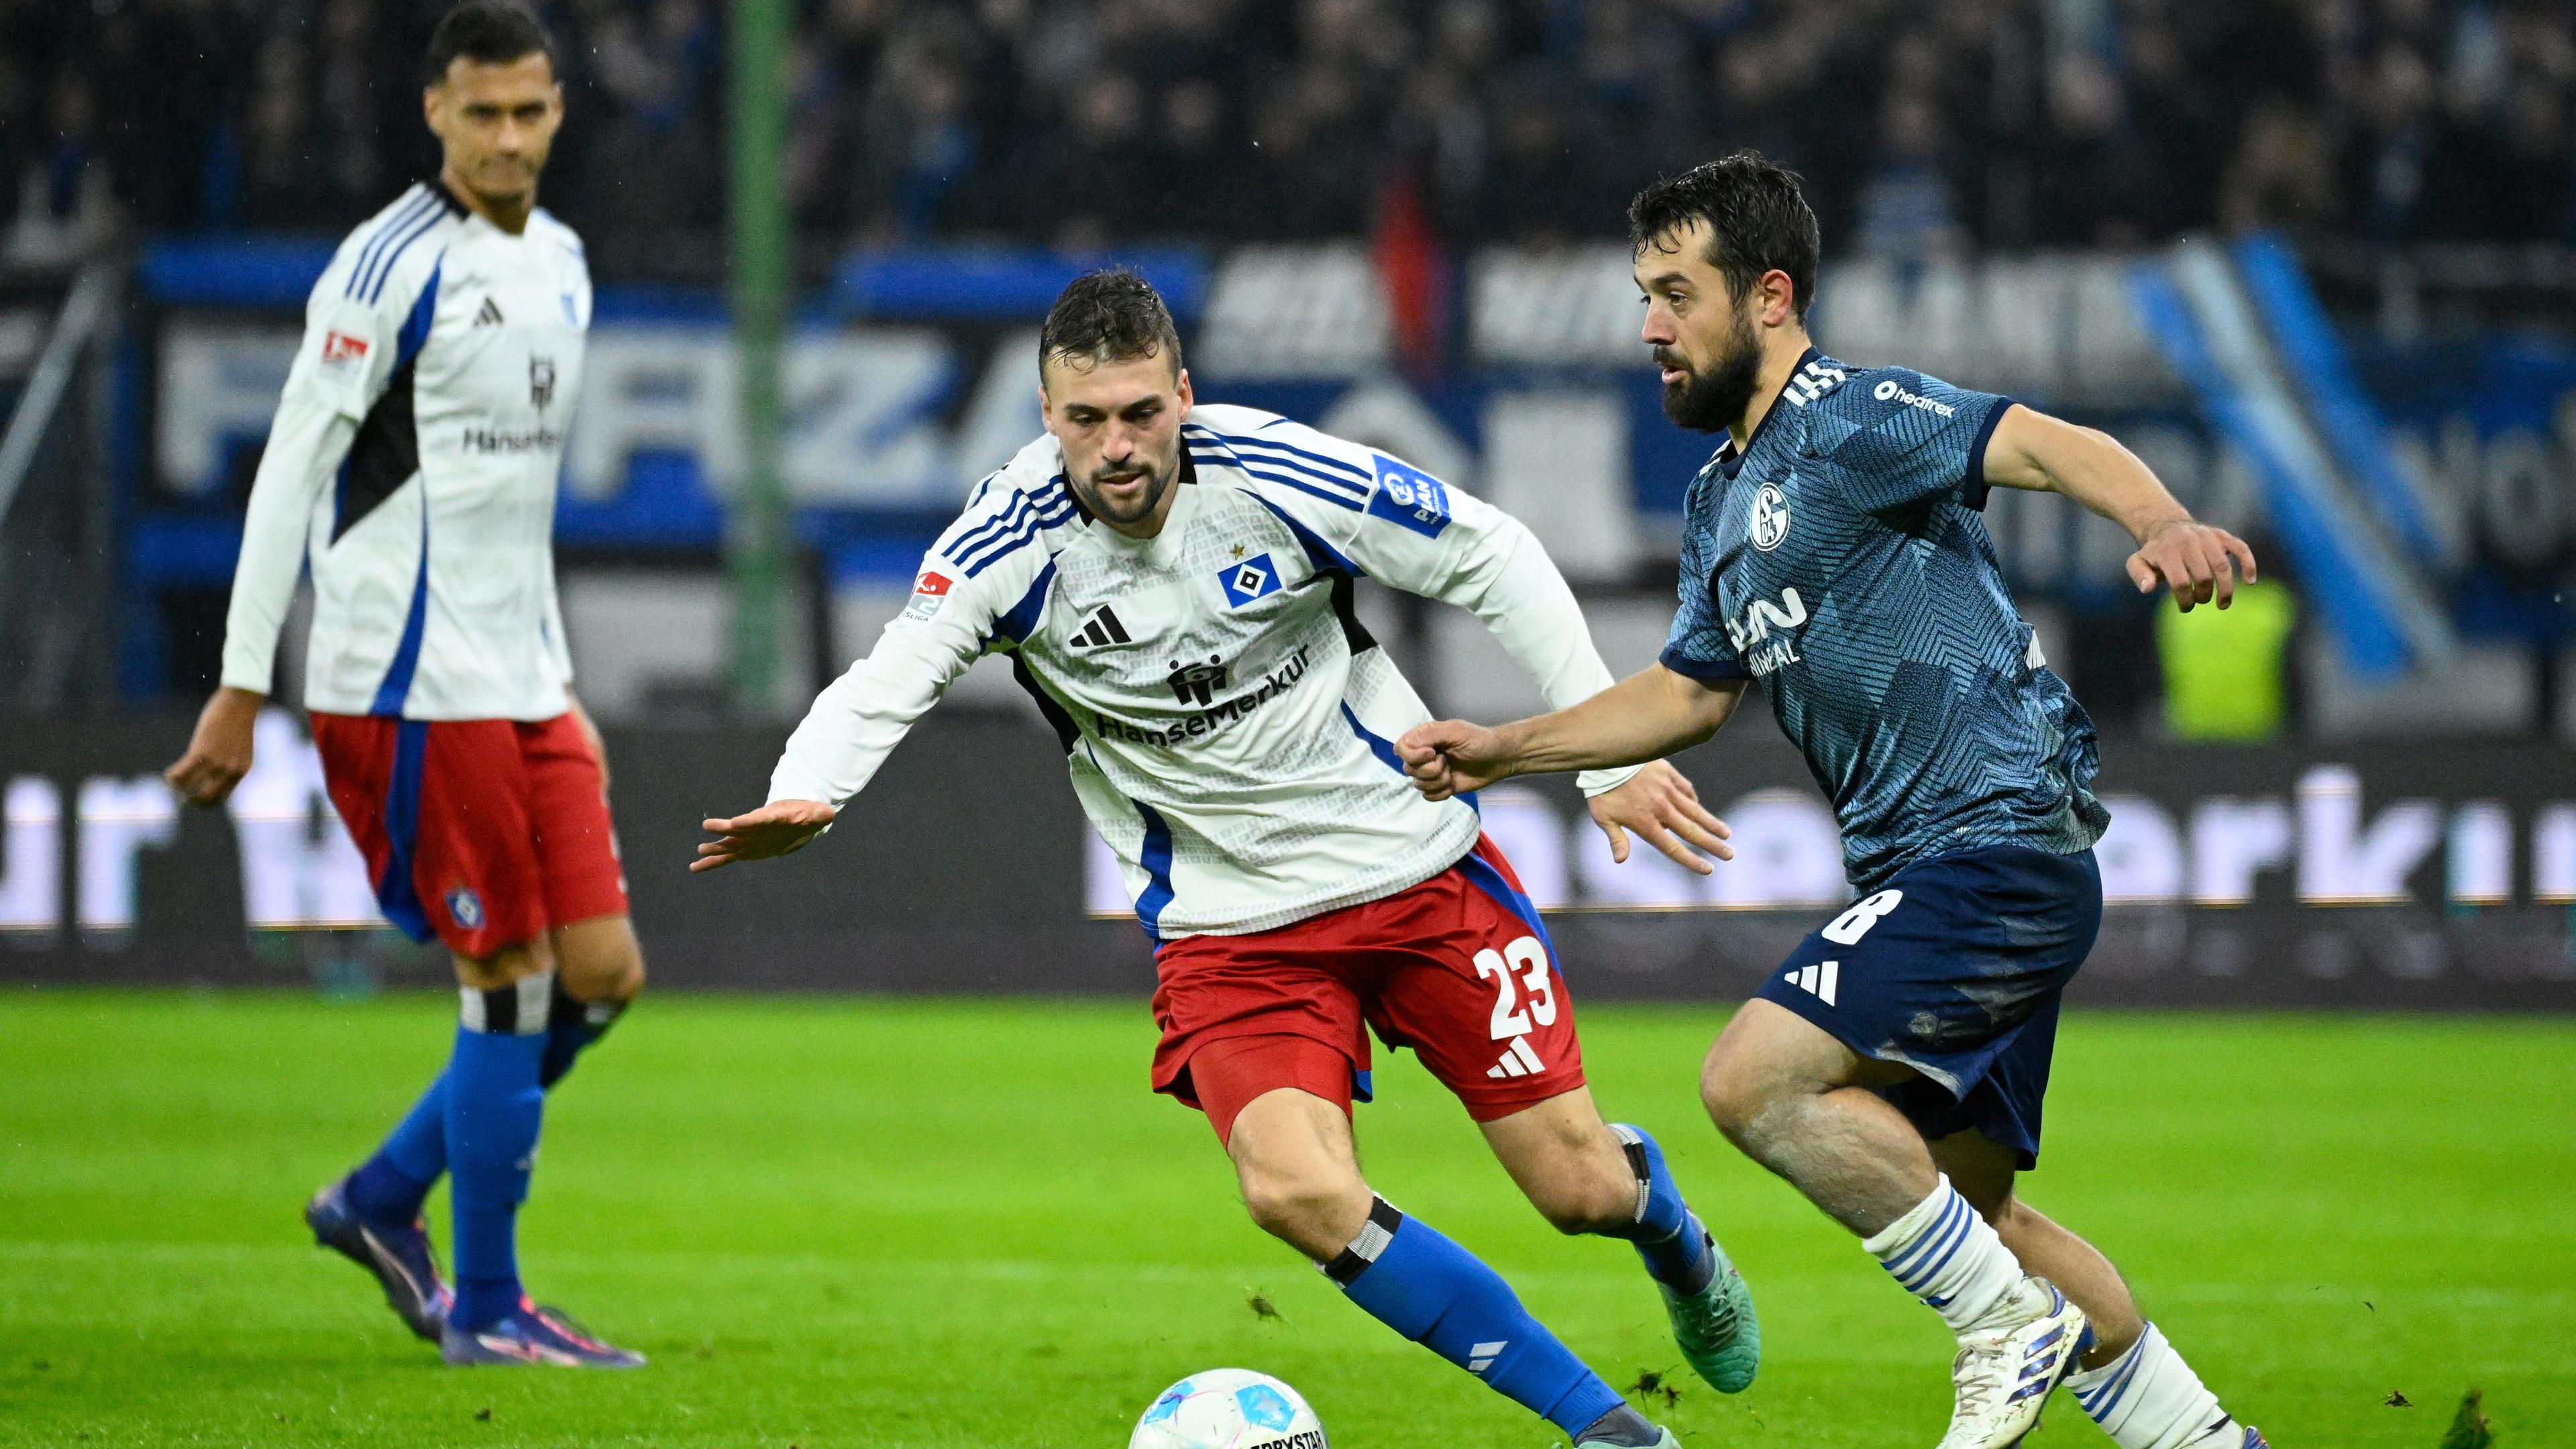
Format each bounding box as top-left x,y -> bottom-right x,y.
1128,1368 -> 1327,1449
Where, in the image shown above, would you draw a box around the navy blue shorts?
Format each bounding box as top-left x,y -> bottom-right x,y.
1754,845 -> 2101,1170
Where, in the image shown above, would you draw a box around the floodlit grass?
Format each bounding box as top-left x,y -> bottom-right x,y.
0,991 -> 2565,1446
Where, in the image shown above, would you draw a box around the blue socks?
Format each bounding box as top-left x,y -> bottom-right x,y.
1601,1124 -> 1717,1295
443,975 -> 553,1332
1314,1132 -> 1720,1434
344,1072 -> 448,1223
1328,1197 -> 1625,1435
345,981 -> 626,1230
539,983 -> 627,1089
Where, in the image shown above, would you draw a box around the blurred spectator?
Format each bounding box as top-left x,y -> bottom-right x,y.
3,0 -> 2575,275
576,0 -> 722,267
7,76 -> 123,268
2222,98 -> 2341,235
1856,88 -> 1966,261
2029,51 -> 2153,248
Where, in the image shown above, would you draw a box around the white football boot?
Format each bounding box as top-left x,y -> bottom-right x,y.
1933,1277 -> 2090,1449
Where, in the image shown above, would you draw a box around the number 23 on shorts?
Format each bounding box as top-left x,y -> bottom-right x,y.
1473,934 -> 1558,1039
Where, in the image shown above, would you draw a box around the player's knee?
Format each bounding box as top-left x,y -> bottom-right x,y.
557,920 -> 645,1004
1236,1163 -> 1370,1260
594,946 -> 645,1004
1533,1164 -> 1636,1236
1699,1049 -> 1774,1145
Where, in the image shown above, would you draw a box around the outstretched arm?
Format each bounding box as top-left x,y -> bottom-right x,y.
694,798 -> 837,871
1399,664 -> 1746,868
1234,426 -> 1757,866
696,520 -> 1038,870
1981,404 -> 2258,611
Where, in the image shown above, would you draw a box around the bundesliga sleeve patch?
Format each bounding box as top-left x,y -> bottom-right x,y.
319,330 -> 370,366
901,570 -> 953,621
1365,453 -> 1452,538
1215,553 -> 1281,609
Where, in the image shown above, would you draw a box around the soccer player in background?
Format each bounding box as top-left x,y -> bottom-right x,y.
698,272 -> 1755,1446
1398,156 -> 2269,1449
164,2 -> 644,1368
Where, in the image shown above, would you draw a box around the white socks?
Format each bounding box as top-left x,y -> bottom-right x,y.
1870,1183 -> 2240,1448
1862,1175 -> 2025,1332
2065,1323 -> 2237,1449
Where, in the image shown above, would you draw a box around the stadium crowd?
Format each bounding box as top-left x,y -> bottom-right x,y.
5,0 -> 2575,273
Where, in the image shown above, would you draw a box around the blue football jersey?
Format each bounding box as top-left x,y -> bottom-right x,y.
1660,350 -> 2109,890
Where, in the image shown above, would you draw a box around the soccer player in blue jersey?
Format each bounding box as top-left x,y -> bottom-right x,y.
1398,155 -> 2268,1449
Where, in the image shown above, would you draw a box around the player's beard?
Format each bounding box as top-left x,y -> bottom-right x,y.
1073,452 -> 1178,527
1658,309 -> 1763,433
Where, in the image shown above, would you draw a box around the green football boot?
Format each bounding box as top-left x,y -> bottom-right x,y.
1609,1123 -> 1762,1394
1659,1224 -> 1761,1393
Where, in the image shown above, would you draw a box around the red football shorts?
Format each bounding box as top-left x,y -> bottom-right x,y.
1151,834 -> 1587,1142
310,710 -> 629,960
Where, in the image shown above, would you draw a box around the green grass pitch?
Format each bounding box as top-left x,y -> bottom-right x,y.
1,991 -> 2567,1447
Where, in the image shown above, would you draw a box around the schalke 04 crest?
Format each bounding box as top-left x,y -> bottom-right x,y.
1750,482 -> 1790,551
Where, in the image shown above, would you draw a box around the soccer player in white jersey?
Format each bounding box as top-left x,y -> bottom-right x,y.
164,2 -> 643,1368
697,272 -> 1752,1445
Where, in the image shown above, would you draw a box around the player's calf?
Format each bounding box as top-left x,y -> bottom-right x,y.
1477,1090 -> 1652,1236
2063,1323 -> 2263,1449
1933,1131 -> 2145,1365
445,958 -> 554,1336
1699,1001 -> 1937,1233
1211,1045 -> 1667,1444
1323,1192 -> 1660,1444
1479,1093 -> 1762,1393
541,916 -> 643,1089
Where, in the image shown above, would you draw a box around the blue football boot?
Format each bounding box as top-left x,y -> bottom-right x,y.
441,1298 -> 646,1368
303,1177 -> 451,1342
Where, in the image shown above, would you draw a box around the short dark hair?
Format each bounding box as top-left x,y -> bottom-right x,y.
1039,269 -> 1182,379
1628,153 -> 1821,321
423,1 -> 557,87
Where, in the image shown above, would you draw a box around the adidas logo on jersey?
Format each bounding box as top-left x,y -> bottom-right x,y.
473,297 -> 504,327
1485,1036 -> 1545,1079
1785,959 -> 1839,1006
1069,604 -> 1133,649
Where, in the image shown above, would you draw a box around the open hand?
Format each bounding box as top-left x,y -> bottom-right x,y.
694,799 -> 836,872
1589,760 -> 1733,874
2128,519 -> 2257,612
1396,719 -> 1513,801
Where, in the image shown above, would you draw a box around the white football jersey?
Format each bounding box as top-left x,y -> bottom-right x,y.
769,403 -> 1638,940
219,180 -> 590,720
